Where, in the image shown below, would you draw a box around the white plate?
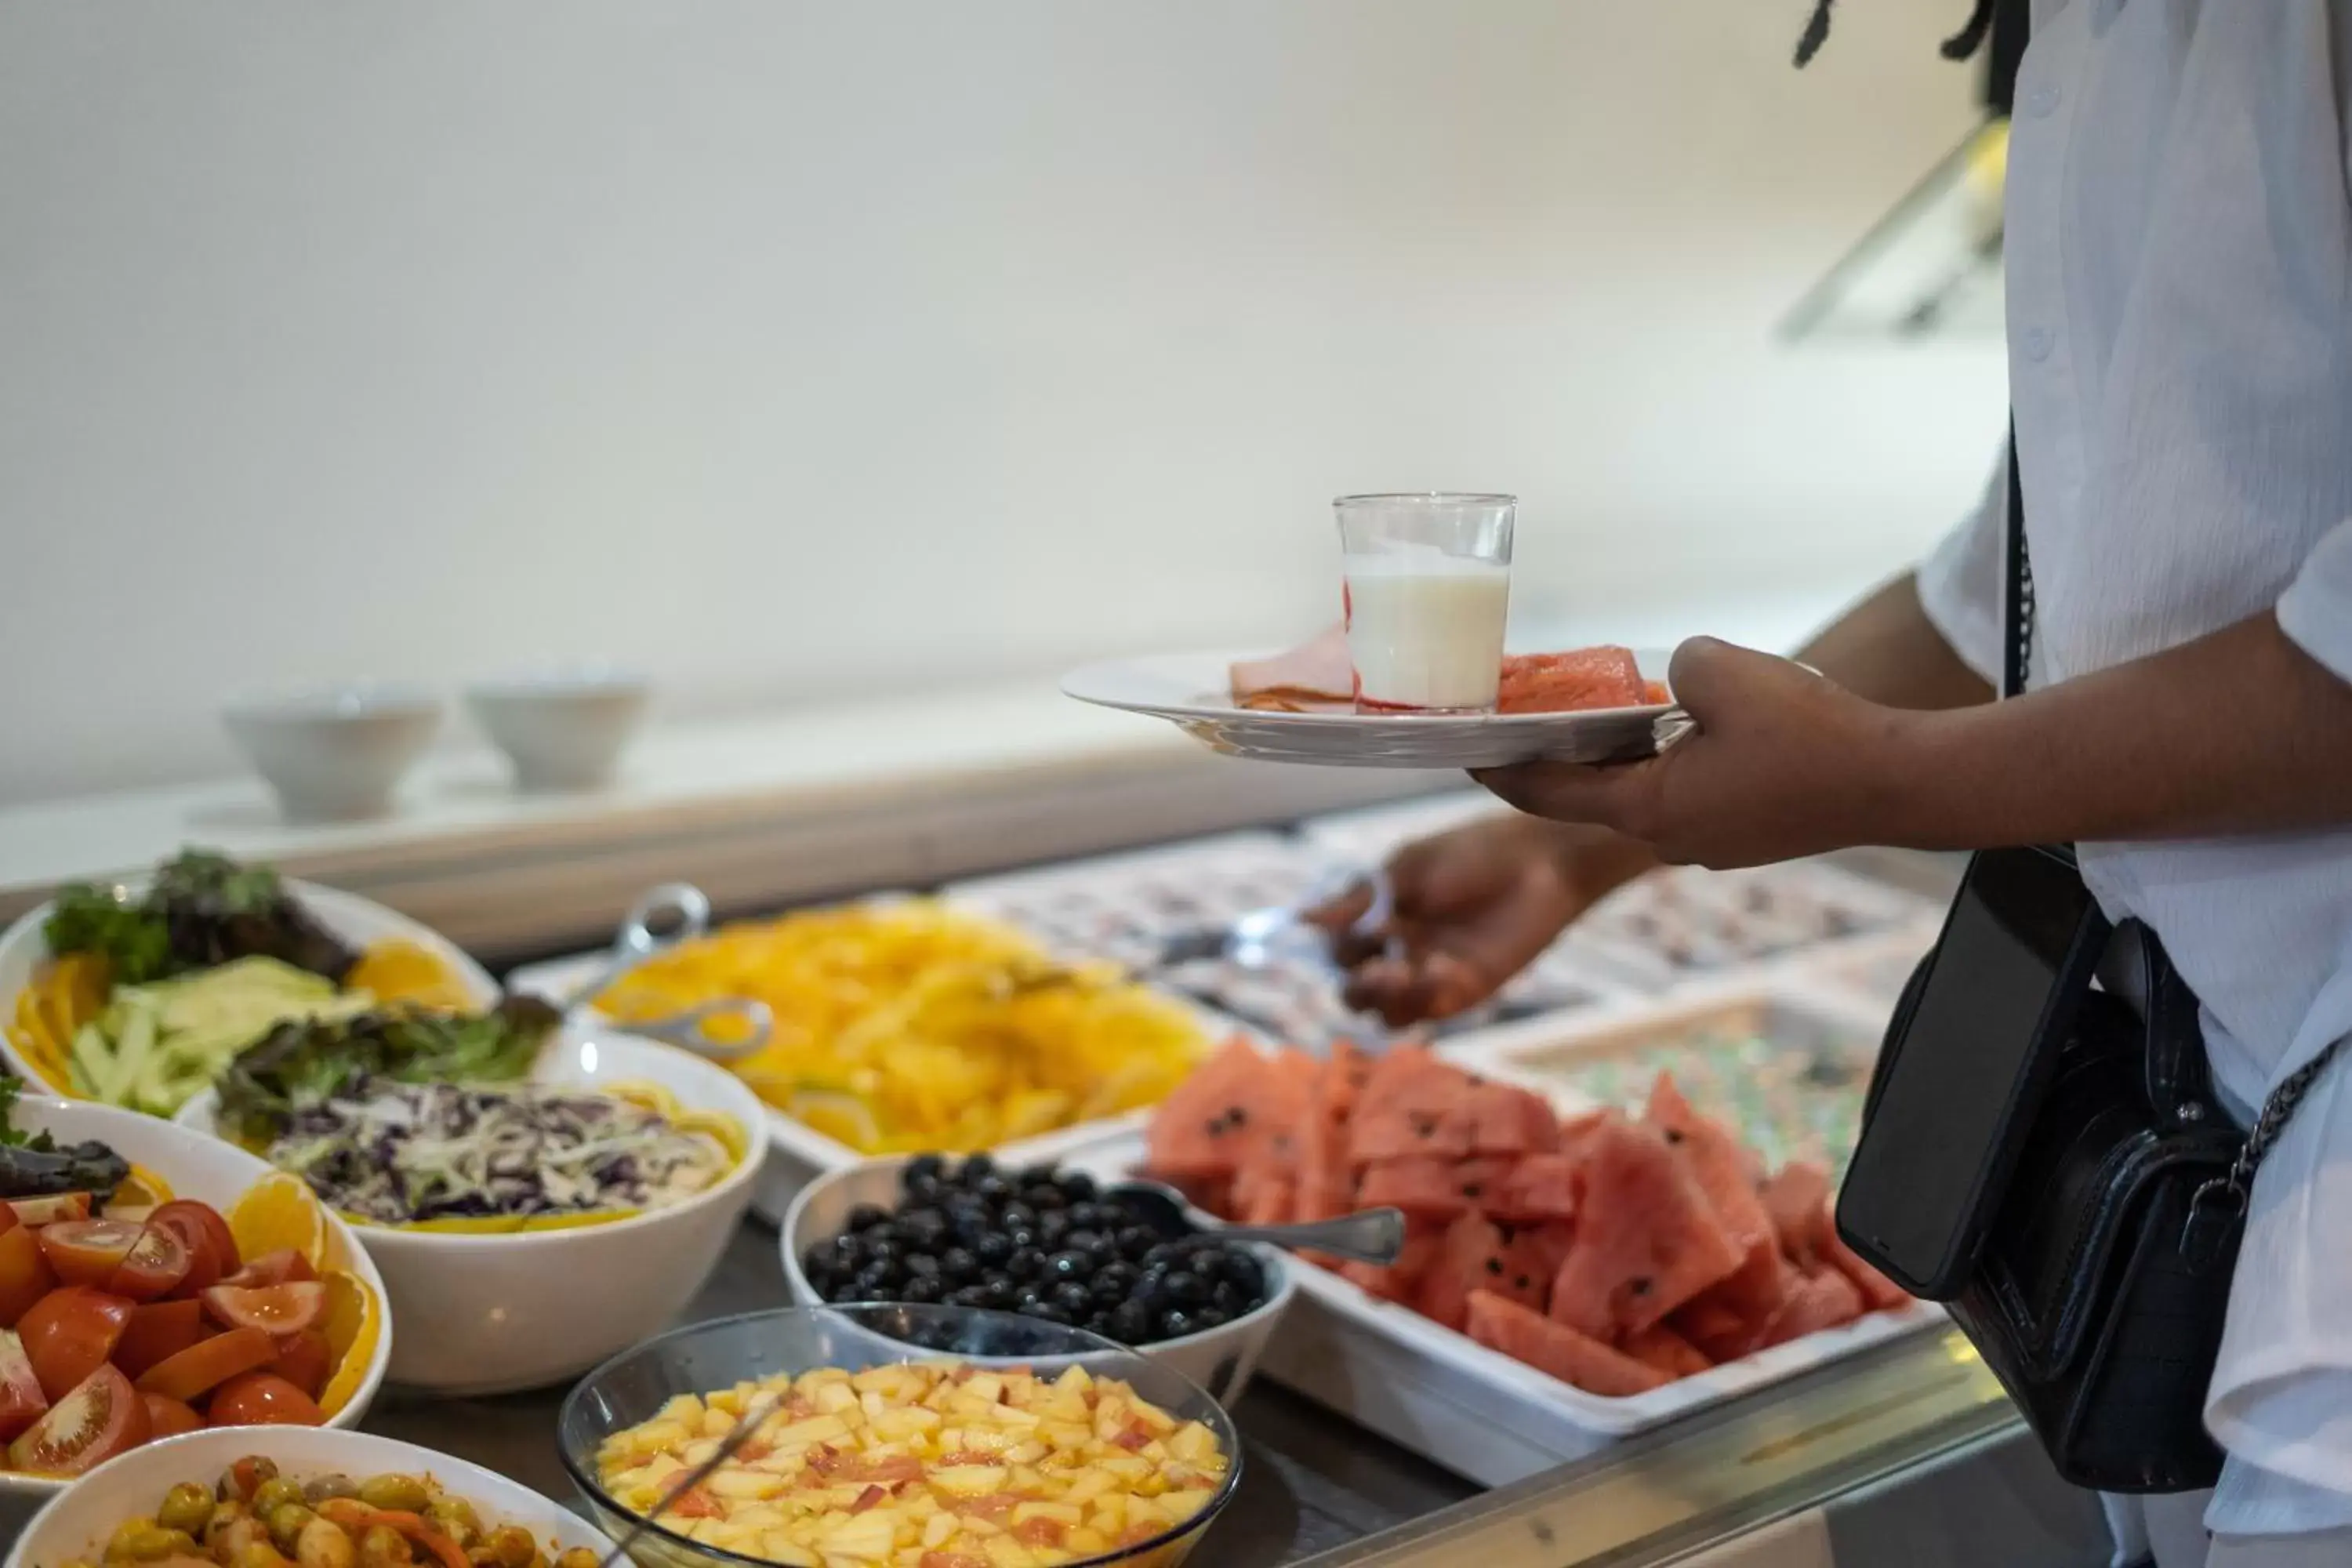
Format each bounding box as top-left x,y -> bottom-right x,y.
0,877 -> 499,1101
1062,648 -> 1686,769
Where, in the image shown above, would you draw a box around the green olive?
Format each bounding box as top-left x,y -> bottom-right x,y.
355,1475 -> 431,1515
157,1483 -> 217,1540
357,1526 -> 412,1568
237,1541 -> 291,1568
423,1497 -> 479,1548
552,1550 -> 597,1568
105,1518 -> 160,1563
294,1519 -> 356,1568
302,1476 -> 359,1506
482,1527 -> 534,1568
251,1479 -> 307,1520
266,1505 -> 317,1555
111,1528 -> 198,1564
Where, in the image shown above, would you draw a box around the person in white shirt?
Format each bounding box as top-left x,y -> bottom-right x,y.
1326,3 -> 2352,1563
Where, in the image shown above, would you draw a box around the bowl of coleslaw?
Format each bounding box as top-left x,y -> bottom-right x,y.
177,1026 -> 766,1396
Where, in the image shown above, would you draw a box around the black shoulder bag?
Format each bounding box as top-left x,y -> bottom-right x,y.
1835,430 -> 2346,1492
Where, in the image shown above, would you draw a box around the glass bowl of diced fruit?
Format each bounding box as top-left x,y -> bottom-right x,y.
555,1303 -> 1242,1568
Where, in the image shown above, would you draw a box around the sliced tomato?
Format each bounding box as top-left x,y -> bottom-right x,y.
139,1392 -> 202,1439
201,1283 -> 324,1338
114,1299 -> 207,1379
266,1328 -> 332,1400
205,1370 -> 322,1428
34,1219 -> 144,1290
0,1227 -> 58,1329
6,1194 -> 93,1228
133,1326 -> 274,1403
17,1287 -> 132,1403
0,1329 -> 49,1442
221,1250 -> 315,1289
106,1223 -> 190,1303
147,1202 -> 238,1295
8,1363 -> 147,1475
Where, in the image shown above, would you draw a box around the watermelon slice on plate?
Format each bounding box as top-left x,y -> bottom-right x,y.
1348,1046 -> 1478,1163
1466,1290 -> 1668,1398
1549,1115 -> 1744,1339
1415,1211 -> 1552,1331
1356,1153 -> 1519,1219
1621,1322 -> 1714,1379
1759,1266 -> 1866,1349
1465,1080 -> 1562,1156
1490,1151 -> 1581,1224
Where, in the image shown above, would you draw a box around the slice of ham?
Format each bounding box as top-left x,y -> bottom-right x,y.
1231,625 -> 1354,711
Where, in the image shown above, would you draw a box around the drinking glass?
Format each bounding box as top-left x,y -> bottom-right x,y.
1333,492 -> 1515,713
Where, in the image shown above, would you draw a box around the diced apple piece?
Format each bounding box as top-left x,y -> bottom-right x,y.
981,1538 -> 1039,1568
931,1465 -> 1011,1497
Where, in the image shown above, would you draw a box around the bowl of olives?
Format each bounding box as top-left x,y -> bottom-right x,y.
782,1153 -> 1294,1403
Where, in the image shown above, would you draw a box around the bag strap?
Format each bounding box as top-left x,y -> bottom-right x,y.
2003,423 -> 2033,703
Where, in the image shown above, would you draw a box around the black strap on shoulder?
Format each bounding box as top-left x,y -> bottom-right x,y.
2003,423 -> 2032,703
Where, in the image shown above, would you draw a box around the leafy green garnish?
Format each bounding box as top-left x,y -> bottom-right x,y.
216,997 -> 564,1145
44,848 -> 354,986
43,885 -> 175,985
0,1076 -> 130,1199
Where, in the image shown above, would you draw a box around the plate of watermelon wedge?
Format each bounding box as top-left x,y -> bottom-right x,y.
1062,627 -> 1691,770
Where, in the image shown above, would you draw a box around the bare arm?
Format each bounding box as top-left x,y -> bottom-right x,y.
1480,610 -> 2352,868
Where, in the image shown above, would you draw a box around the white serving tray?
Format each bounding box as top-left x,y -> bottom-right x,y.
1050,1105 -> 1941,1486
944,831 -> 1631,1047
504,927 -> 1249,1227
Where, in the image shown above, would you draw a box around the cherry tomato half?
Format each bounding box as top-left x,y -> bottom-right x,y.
34,1220 -> 144,1290
8,1363 -> 147,1475
105,1223 -> 189,1303
0,1329 -> 49,1443
147,1201 -> 238,1295
132,1325 -> 275,1403
266,1328 -> 332,1400
221,1250 -> 315,1289
205,1370 -> 321,1428
17,1287 -> 132,1403
113,1298 -> 206,1380
201,1283 -> 324,1338
139,1392 -> 203,1439
0,1227 -> 58,1330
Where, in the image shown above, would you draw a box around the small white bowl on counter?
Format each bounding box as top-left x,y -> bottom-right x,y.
466,668 -> 649,793
178,1027 -> 768,1397
220,686 -> 442,823
0,1098 -> 394,1526
782,1156 -> 1294,1405
7,1426 -> 618,1568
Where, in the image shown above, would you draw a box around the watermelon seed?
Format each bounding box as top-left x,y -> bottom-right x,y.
1514,1274 -> 1532,1290
1484,1257 -> 1504,1276
1461,1183 -> 1483,1199
1629,1276 -> 1653,1297
1662,1128 -> 1686,1145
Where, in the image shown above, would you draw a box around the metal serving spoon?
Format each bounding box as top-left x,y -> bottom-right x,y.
1007,867 -> 1399,998
1105,1178 -> 1406,1266
595,1390 -> 786,1568
560,883 -> 773,1061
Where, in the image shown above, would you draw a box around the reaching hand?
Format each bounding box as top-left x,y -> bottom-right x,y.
1307,815 -> 1657,1027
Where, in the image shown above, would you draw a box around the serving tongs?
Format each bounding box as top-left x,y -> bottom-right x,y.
1002,866 -> 1399,1000
559,883 -> 773,1062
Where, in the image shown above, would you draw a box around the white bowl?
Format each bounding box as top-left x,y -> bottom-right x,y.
782,1156 -> 1294,1405
466,670 -> 649,793
221,686 -> 442,823
0,1098 -> 394,1522
179,1026 -> 769,1396
8,1426 -> 617,1568
0,877 -> 499,1102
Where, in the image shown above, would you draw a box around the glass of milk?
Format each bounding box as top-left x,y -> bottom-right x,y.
1334,493 -> 1515,713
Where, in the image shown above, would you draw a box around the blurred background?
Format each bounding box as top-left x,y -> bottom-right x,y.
0,0 -> 2006,808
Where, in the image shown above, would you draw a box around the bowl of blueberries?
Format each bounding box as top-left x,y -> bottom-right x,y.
782,1152 -> 1294,1403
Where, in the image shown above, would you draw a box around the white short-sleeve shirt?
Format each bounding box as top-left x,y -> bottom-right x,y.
1911,0 -> 2352,1537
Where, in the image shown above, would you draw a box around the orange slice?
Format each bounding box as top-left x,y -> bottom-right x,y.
346,940 -> 474,1012
316,1267 -> 384,1417
228,1172 -> 330,1269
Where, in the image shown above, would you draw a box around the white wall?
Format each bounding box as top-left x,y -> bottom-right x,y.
0,0 -> 2007,807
